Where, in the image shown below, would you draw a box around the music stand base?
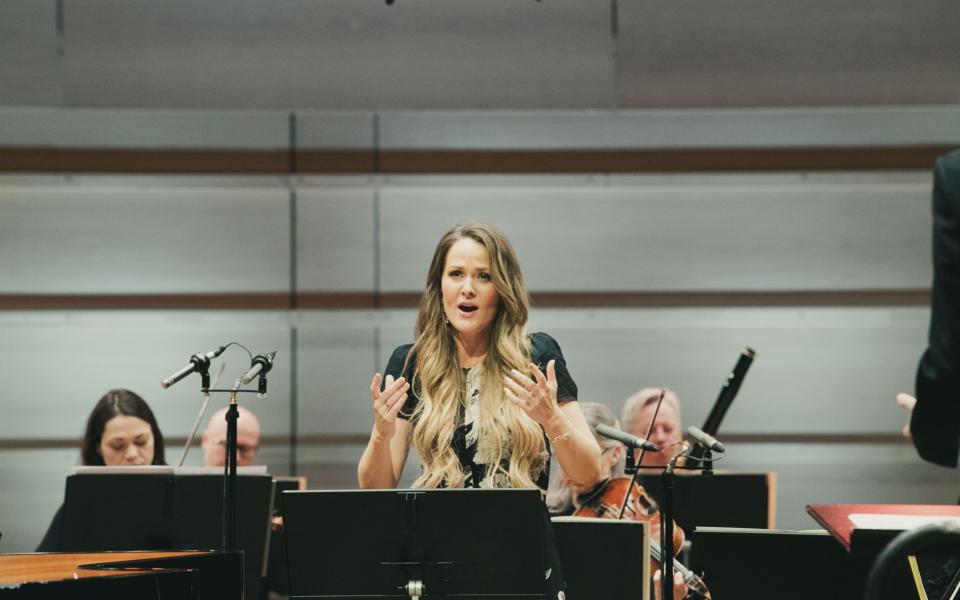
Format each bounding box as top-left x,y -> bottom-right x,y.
406,579 -> 424,600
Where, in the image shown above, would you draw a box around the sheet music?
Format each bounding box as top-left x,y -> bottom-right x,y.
72,465 -> 268,475
849,513 -> 960,530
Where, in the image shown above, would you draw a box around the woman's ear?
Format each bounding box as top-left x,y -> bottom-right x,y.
606,445 -> 622,468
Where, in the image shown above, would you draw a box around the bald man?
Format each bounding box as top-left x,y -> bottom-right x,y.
201,405 -> 262,467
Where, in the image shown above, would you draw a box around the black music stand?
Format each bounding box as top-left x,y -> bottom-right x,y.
282,488 -> 546,599
60,470 -> 273,600
264,476 -> 307,595
692,527 -> 873,600
637,471 -> 774,531
551,517 -> 650,599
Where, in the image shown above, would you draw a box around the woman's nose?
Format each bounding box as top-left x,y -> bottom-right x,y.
124,445 -> 139,461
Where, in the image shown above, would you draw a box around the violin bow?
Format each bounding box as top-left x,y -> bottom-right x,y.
617,388 -> 666,520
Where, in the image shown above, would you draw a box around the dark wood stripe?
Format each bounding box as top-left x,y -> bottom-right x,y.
0,289 -> 930,310
0,148 -> 290,173
296,149 -> 377,173
0,432 -> 906,451
0,293 -> 291,310
375,146 -> 955,173
0,145 -> 953,174
296,292 -> 376,309
720,432 -> 906,444
528,289 -> 931,308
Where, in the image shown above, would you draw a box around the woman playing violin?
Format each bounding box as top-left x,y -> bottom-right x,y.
548,401 -> 692,600
357,222 -> 603,599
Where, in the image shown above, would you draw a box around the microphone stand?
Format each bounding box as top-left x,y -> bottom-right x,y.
177,362 -> 226,467
163,342 -> 266,553
661,457 -> 677,600
658,442 -> 724,600
214,381 -> 266,551
224,383 -> 240,552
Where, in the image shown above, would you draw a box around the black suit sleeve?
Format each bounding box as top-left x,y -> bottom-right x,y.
912,149 -> 960,467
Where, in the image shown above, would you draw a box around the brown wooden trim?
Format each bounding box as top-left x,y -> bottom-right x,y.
0,145 -> 954,174
0,431 -> 907,451
296,149 -> 377,173
0,289 -> 930,310
0,293 -> 292,310
340,289 -> 931,309
528,289 -> 931,308
375,292 -> 423,309
720,432 -> 907,444
296,292 -> 376,309
0,148 -> 290,173
375,146 -> 955,173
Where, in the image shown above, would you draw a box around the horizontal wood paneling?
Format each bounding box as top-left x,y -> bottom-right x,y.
0,289 -> 931,311
0,146 -> 953,174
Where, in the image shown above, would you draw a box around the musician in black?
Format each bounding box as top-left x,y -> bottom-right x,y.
37,389 -> 166,551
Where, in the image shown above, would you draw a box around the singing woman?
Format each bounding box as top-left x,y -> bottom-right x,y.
358,222 -> 602,597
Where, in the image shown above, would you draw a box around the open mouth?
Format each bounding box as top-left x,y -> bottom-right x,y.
458,303 -> 478,314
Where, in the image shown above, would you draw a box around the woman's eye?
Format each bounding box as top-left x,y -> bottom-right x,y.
110,444 -> 125,451
448,270 -> 462,277
478,272 -> 491,281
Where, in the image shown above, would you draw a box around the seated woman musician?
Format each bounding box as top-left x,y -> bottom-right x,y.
548,401 -> 695,600
357,222 -> 603,598
37,388 -> 166,551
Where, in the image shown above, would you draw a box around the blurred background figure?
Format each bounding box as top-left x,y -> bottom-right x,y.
201,405 -> 261,467
38,388 -> 166,550
621,388 -> 685,468
897,149 -> 960,467
546,402 -> 625,516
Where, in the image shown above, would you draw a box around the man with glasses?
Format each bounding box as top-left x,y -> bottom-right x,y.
201,405 -> 262,467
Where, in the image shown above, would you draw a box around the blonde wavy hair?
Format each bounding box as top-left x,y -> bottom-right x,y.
406,223 -> 547,489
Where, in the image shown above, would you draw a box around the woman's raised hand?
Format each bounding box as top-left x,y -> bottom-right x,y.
504,360 -> 561,426
370,373 -> 409,440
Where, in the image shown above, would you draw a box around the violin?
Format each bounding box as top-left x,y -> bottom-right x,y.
573,476 -> 710,599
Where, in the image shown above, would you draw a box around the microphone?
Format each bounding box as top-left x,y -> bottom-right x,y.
240,351 -> 277,385
595,423 -> 659,451
161,345 -> 227,389
687,426 -> 726,453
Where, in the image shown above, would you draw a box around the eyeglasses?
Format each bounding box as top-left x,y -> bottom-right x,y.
215,439 -> 258,456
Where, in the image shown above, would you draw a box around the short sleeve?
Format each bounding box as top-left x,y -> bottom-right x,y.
530,332 -> 577,403
383,344 -> 417,419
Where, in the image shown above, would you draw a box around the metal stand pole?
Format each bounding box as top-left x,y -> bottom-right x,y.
661,462 -> 676,600
223,390 -> 239,551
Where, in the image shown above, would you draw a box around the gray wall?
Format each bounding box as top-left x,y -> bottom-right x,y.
1,0 -> 958,557
0,171 -> 952,552
3,0 -> 959,108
